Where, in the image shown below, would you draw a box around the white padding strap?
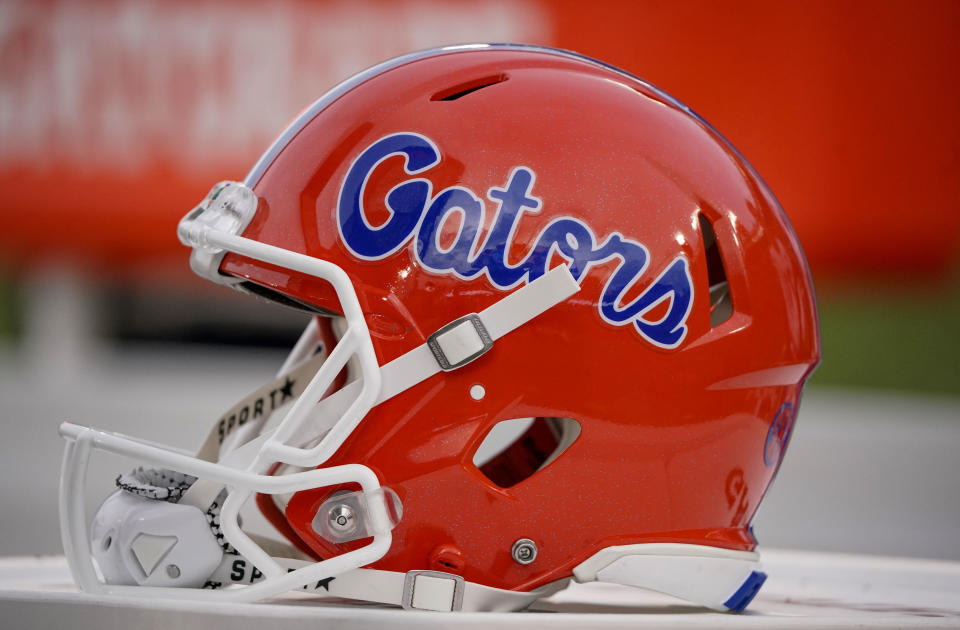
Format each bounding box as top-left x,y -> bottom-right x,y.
193,352 -> 329,464
208,555 -> 567,612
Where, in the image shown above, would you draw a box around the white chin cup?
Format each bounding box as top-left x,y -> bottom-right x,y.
90,490 -> 224,588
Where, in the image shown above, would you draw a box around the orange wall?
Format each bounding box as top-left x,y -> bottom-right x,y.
1,0 -> 958,281
549,0 -> 960,280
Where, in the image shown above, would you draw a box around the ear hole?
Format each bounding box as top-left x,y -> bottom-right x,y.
472,417 -> 581,488
431,74 -> 508,101
698,214 -> 733,327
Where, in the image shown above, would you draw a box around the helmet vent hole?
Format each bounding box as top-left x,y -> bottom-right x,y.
698,213 -> 733,327
431,74 -> 508,102
472,417 -> 581,488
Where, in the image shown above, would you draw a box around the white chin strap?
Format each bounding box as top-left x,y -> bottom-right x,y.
207,555 -> 570,612
204,544 -> 764,613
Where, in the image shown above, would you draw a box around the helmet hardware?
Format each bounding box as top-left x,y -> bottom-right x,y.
511,538 -> 537,565
327,503 -> 357,534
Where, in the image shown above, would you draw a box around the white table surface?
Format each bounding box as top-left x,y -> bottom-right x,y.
1,549 -> 958,629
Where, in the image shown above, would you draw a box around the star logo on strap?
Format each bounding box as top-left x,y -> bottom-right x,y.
279,377 -> 295,403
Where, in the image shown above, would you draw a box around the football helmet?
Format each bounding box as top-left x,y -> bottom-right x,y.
59,44 -> 820,612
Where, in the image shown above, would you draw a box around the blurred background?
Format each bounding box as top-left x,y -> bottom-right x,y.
1,1 -> 958,563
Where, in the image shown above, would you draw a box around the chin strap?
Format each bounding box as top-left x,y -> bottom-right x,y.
191,351 -> 330,464
202,543 -> 765,613
180,264 -> 580,509
205,554 -> 569,612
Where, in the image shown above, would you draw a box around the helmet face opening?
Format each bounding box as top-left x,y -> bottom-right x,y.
234,280 -> 340,317
58,44 -> 819,614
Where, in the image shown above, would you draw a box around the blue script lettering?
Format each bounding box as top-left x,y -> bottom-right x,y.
336,132 -> 694,348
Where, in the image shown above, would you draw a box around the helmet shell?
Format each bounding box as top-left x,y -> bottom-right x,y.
221,46 -> 820,592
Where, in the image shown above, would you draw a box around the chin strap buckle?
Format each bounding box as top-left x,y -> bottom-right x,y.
402,570 -> 465,612
426,314 -> 493,371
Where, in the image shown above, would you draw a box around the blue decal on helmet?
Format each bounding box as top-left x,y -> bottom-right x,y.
338,133 -> 439,260
764,402 -> 795,467
724,569 -> 767,612
336,133 -> 694,348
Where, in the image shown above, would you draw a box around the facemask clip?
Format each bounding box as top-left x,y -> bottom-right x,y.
312,487 -> 403,544
178,181 -> 259,285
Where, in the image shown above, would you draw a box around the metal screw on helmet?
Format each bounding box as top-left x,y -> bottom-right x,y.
166,564 -> 181,579
511,538 -> 537,565
328,504 -> 356,533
